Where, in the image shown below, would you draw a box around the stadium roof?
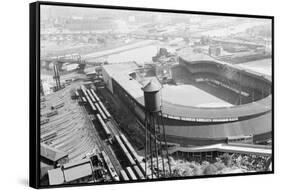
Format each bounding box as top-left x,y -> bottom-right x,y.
103,61 -> 271,120
178,48 -> 272,81
103,62 -> 144,99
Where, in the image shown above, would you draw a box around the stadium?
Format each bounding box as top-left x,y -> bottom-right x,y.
101,50 -> 272,147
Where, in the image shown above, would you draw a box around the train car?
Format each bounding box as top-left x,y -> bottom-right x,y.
98,101 -> 111,119
81,86 -> 97,112
88,99 -> 97,112
40,118 -> 49,125
86,95 -> 97,112
46,110 -> 58,117
119,134 -> 148,177
41,130 -> 56,142
80,85 -> 89,98
86,89 -> 97,103
100,151 -> 120,181
125,167 -> 137,180
96,114 -> 112,139
90,89 -> 101,102
75,91 -> 79,98
80,87 -> 87,101
82,97 -> 87,104
51,102 -> 64,110
120,170 -> 129,181
115,135 -> 136,166
95,103 -> 107,121
120,134 -> 140,162
133,165 -> 145,180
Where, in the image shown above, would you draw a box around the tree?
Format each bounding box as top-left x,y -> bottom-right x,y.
193,164 -> 203,176
182,167 -> 192,176
214,161 -> 226,171
220,153 -> 232,167
203,164 -> 218,175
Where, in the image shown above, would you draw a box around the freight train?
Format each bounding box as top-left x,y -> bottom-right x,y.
80,85 -> 153,180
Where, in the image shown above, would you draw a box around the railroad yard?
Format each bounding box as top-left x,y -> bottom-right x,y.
40,77 -> 155,185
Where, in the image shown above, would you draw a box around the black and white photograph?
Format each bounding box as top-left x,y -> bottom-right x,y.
34,2 -> 273,188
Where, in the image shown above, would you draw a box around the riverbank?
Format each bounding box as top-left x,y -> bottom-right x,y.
83,40 -> 157,61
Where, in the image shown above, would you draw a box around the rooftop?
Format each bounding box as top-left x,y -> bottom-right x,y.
63,159 -> 93,182
103,62 -> 144,99
41,143 -> 68,162
178,47 -> 272,81
48,168 -> 64,185
47,158 -> 93,185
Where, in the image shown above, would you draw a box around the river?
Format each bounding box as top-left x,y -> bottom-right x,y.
106,45 -> 158,63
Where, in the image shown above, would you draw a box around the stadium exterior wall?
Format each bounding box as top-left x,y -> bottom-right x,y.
101,59 -> 272,146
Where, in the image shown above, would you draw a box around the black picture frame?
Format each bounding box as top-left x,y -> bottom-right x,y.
30,1 -> 274,189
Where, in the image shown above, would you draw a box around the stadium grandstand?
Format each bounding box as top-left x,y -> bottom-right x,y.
101,49 -> 272,146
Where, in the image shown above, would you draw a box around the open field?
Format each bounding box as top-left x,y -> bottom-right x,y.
162,84 -> 233,108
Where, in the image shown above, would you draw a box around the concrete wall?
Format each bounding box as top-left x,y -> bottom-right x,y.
101,67 -> 113,93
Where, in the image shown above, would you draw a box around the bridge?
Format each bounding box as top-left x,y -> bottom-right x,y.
41,39 -> 156,68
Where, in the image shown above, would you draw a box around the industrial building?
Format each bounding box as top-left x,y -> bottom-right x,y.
48,158 -> 94,185
40,143 -> 69,167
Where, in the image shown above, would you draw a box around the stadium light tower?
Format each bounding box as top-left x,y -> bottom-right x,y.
142,78 -> 171,179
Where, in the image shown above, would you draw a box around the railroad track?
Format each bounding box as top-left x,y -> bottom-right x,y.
79,105 -> 103,150
80,103 -> 123,175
